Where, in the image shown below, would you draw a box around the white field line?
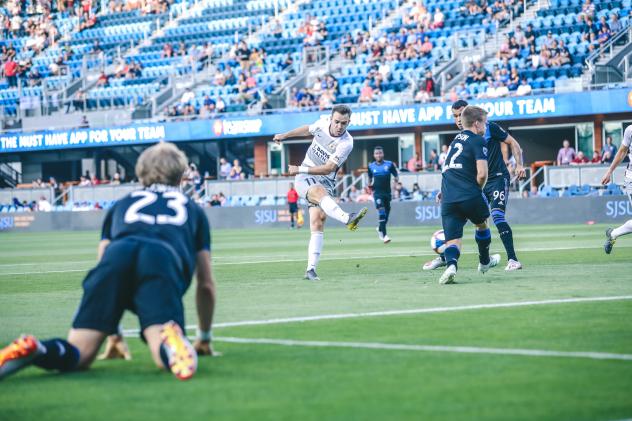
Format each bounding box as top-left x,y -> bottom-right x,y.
120,295 -> 632,336
213,337 -> 632,362
1,244 -> 630,276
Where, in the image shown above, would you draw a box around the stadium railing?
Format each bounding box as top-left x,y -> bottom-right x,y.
545,164 -> 628,189
69,183 -> 141,204
0,187 -> 54,206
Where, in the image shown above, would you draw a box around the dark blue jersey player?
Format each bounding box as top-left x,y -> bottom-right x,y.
0,142 -> 218,382
368,146 -> 399,243
437,105 -> 501,285
424,100 -> 525,272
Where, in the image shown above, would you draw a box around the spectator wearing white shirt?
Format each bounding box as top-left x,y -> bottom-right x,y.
219,157 -> 232,179
37,196 -> 52,212
516,79 -> 532,96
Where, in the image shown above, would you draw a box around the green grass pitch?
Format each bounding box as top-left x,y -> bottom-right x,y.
1,224 -> 631,420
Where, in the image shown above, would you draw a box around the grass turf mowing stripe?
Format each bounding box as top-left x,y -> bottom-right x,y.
2,244 -> 630,276
214,336 -> 632,362
117,295 -> 632,336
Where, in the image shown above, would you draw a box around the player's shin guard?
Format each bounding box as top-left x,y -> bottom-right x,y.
443,244 -> 460,270
612,219 -> 632,238
492,210 -> 518,261
34,339 -> 80,371
319,196 -> 350,224
378,208 -> 387,236
307,231 -> 324,271
475,228 -> 492,265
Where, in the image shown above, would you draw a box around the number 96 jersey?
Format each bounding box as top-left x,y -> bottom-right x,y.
101,184 -> 210,283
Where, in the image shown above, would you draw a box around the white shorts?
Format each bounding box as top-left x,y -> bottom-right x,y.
625,169 -> 632,195
295,174 -> 336,206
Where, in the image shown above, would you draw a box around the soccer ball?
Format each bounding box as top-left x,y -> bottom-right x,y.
430,230 -> 446,254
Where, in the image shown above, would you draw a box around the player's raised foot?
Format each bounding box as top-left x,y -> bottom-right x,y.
0,334 -> 44,380
383,234 -> 391,244
304,268 -> 320,281
504,259 -> 523,271
478,254 -> 501,274
604,228 -> 616,254
159,321 -> 197,381
439,265 -> 457,285
423,256 -> 446,271
346,207 -> 368,231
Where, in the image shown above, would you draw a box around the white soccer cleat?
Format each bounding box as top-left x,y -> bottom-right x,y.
383,235 -> 391,244
505,259 -> 522,271
376,227 -> 384,241
478,254 -> 501,274
439,265 -> 457,285
423,256 -> 446,271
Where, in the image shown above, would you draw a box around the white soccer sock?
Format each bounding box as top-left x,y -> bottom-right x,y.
612,219 -> 632,239
307,231 -> 324,271
319,196 -> 350,224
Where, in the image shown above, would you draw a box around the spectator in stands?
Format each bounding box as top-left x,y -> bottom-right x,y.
346,185 -> 360,202
32,178 -> 45,188
591,150 -> 602,163
37,195 -> 52,212
90,174 -> 100,185
601,136 -> 617,163
557,140 -> 576,165
571,151 -> 589,165
414,70 -> 435,103
456,82 -> 469,98
412,183 -> 423,201
438,144 -> 449,169
218,192 -> 227,205
609,13 -> 622,33
96,72 -> 109,87
407,153 -> 422,172
516,78 -> 532,96
79,176 -> 91,186
432,7 -> 444,28
524,23 -> 535,46
209,194 -> 221,207
180,88 -> 195,107
426,149 -> 439,171
420,36 -> 433,56
395,182 -> 411,201
356,187 -> 373,203
215,96 -> 225,113
281,53 -> 294,72
236,41 -> 251,71
161,43 -> 173,58
79,115 -> 89,128
229,159 -> 243,180
219,158 -> 232,180
111,173 -> 121,185
4,57 -> 18,87
359,80 -> 376,103
28,68 -> 42,86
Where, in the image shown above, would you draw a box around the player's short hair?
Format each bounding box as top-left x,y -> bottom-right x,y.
331,104 -> 352,117
460,105 -> 488,129
374,146 -> 384,152
136,141 -> 188,187
451,99 -> 469,110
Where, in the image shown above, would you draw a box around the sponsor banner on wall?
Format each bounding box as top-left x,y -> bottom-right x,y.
1,196 -> 631,232
2,88 -> 632,154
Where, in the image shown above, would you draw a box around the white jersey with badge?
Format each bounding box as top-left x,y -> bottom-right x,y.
623,125 -> 632,194
294,118 -> 353,201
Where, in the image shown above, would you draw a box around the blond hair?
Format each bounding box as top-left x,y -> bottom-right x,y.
135,142 -> 188,187
460,105 -> 488,130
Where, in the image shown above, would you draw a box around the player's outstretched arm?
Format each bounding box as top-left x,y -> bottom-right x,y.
505,135 -> 526,179
194,250 -> 218,356
96,239 -> 110,261
288,160 -> 338,176
273,125 -> 311,143
601,144 -> 629,185
476,160 -> 488,188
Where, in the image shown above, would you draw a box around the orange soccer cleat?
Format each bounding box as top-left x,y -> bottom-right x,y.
0,335 -> 44,380
159,321 -> 197,381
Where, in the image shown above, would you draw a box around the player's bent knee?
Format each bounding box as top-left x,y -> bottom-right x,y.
307,185 -> 327,204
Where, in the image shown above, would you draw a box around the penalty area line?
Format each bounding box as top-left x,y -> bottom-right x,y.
213,336 -> 632,362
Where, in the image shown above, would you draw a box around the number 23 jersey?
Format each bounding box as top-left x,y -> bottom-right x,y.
101,184 -> 210,281
441,129 -> 488,204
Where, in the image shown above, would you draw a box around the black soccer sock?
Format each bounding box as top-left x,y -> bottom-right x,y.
290,213 -> 295,228
439,252 -> 446,262
496,221 -> 517,261
475,228 -> 492,265
34,338 -> 80,371
443,245 -> 460,270
378,208 -> 387,235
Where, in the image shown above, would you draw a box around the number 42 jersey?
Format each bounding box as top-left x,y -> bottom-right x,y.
441,129 -> 488,204
101,184 -> 210,282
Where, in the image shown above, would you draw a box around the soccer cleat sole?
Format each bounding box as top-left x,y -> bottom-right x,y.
160,322 -> 197,381
439,271 -> 456,285
347,207 -> 368,231
604,228 -> 616,254
0,335 -> 43,380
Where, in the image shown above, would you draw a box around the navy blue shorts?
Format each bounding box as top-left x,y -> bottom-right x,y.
289,202 -> 298,213
72,238 -> 186,335
373,194 -> 391,210
484,176 -> 510,213
441,194 -> 490,241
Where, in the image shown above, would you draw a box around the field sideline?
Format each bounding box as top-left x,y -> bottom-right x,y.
1,224 -> 631,420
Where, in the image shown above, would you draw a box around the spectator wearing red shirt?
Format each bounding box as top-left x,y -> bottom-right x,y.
571,151 -> 589,165
287,183 -> 299,229
4,58 -> 18,87
591,150 -> 602,163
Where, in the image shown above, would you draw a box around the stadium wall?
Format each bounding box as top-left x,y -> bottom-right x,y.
1,196 -> 631,233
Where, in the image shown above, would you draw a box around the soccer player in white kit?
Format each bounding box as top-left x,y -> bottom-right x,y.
602,125 -> 632,254
273,105 -> 368,280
